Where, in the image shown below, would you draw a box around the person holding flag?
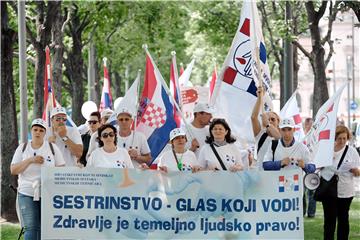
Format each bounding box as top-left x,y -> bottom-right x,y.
262,118 -> 315,173
320,125 -> 360,240
116,108 -> 151,168
251,85 -> 281,169
158,128 -> 200,173
185,103 -> 213,158
48,107 -> 83,166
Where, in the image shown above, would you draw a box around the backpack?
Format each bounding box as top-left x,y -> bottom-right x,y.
22,142 -> 55,156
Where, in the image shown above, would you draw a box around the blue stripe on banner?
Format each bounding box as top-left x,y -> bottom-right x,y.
246,80 -> 257,97
260,42 -> 267,64
147,87 -> 177,162
294,185 -> 299,191
279,186 -> 284,192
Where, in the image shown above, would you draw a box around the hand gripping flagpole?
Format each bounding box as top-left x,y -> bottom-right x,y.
142,44 -> 195,139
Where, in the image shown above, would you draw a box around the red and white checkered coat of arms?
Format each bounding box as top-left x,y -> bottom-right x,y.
141,102 -> 167,128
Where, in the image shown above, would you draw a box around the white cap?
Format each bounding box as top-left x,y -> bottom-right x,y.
101,109 -> 114,118
193,103 -> 214,114
50,106 -> 67,118
169,128 -> 186,141
279,118 -> 295,129
116,107 -> 132,117
31,118 -> 47,130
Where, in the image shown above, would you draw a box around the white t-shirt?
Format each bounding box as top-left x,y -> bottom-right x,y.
321,145 -> 360,198
198,143 -> 244,170
11,141 -> 65,197
254,129 -> 272,170
263,140 -> 311,170
87,147 -> 134,169
158,150 -> 198,172
48,127 -> 82,166
185,124 -> 209,157
117,131 -> 151,168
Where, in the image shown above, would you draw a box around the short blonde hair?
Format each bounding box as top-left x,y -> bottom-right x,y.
335,125 -> 352,140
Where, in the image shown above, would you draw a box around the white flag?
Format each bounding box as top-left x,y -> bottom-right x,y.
280,91 -> 305,141
210,1 -> 272,142
303,84 -> 347,168
107,72 -> 140,124
178,59 -> 195,87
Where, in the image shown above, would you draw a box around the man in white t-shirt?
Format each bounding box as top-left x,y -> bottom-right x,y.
48,107 -> 83,166
185,103 -> 213,157
263,118 -> 315,173
116,108 -> 151,168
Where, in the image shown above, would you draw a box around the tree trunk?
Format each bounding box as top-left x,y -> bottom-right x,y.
94,58 -> 101,106
113,71 -> 122,98
51,2 -> 64,102
32,1 -> 61,118
1,1 -> 18,221
279,60 -> 286,107
305,2 -> 329,117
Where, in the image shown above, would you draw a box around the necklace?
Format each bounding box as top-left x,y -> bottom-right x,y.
172,149 -> 185,171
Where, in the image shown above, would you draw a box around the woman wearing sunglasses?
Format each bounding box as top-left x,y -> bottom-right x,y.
158,128 -> 200,173
198,118 -> 245,171
11,119 -> 65,240
87,124 -> 134,168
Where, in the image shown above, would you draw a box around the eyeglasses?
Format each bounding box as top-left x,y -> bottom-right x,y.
118,118 -> 130,122
101,132 -> 115,138
88,120 -> 99,125
54,117 -> 67,122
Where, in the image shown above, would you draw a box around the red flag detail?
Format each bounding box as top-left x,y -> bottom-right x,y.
293,114 -> 302,124
209,65 -> 217,97
318,130 -> 330,141
327,104 -> 334,113
223,67 -> 237,85
239,18 -> 250,36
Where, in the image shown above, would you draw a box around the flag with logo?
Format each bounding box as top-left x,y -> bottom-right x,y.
99,57 -> 113,112
303,84 -> 346,168
210,1 -> 272,142
136,48 -> 177,161
42,47 -> 77,128
169,52 -> 181,127
280,91 -> 305,141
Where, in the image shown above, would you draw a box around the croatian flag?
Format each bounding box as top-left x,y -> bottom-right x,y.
303,84 -> 347,168
169,52 -> 181,127
136,48 -> 177,161
210,1 -> 272,142
280,91 -> 305,141
99,57 -> 113,112
42,46 -> 77,128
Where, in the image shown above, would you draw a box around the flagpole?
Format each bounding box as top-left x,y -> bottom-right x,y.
142,44 -> 195,139
171,51 -> 182,109
132,69 -> 142,146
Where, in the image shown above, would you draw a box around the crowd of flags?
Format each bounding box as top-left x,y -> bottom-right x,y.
40,1 -> 346,167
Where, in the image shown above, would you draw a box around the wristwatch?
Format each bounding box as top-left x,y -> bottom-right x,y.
61,136 -> 69,142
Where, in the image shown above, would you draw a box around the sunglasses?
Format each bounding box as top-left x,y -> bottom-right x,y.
54,117 -> 67,122
118,118 -> 131,122
88,120 -> 99,125
101,132 -> 115,138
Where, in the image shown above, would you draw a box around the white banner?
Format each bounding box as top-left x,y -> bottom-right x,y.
42,168 -> 304,239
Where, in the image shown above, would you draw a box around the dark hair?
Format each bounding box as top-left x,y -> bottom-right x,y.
97,124 -> 117,147
89,111 -> 101,121
205,118 -> 236,144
